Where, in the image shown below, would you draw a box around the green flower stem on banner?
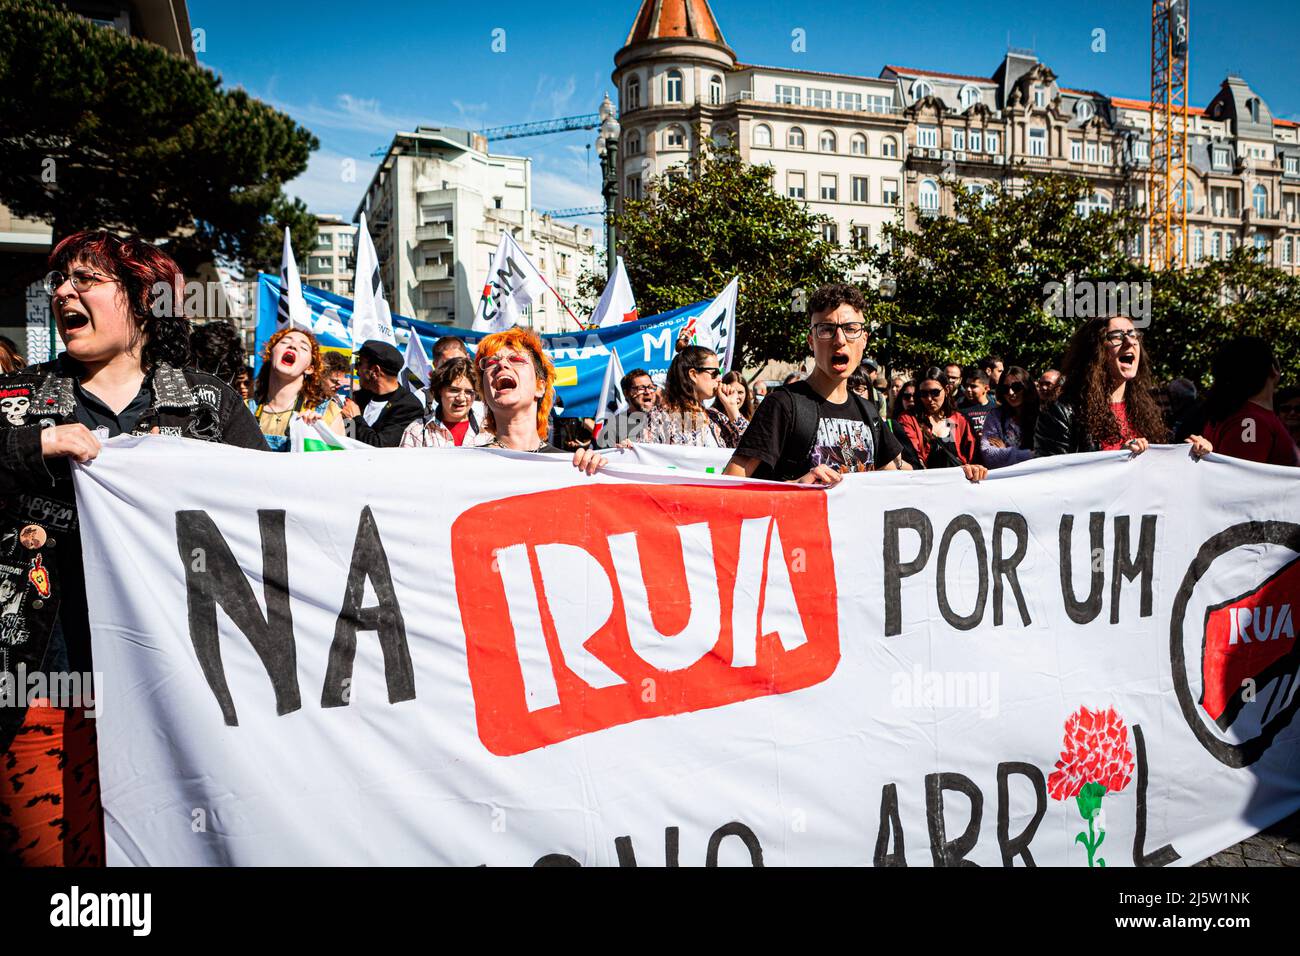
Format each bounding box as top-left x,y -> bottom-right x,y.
1073,782 -> 1108,867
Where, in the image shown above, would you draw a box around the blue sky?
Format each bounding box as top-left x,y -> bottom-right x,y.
189,0 -> 1300,227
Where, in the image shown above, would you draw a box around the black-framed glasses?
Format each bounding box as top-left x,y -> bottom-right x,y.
1002,381 -> 1026,394
1103,329 -> 1144,345
628,383 -> 657,392
43,268 -> 119,297
690,366 -> 722,378
811,322 -> 866,341
918,388 -> 944,398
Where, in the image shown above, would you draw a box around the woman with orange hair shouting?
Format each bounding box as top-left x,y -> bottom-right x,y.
474,327 -> 604,474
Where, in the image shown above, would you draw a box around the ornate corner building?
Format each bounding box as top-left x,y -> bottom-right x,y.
612,0 -> 1300,273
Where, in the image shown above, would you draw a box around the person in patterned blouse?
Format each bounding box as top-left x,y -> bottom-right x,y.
635,346 -> 737,448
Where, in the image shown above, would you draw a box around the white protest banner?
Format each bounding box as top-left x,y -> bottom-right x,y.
73,442 -> 1300,866
590,257 -> 638,328
473,231 -> 547,333
278,228 -> 313,333
604,442 -> 732,475
351,212 -> 396,347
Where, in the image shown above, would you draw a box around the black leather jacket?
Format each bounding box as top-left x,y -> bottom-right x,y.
1033,399 -> 1100,457
0,358 -> 267,750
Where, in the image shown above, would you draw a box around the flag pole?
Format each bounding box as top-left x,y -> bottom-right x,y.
538,273 -> 588,333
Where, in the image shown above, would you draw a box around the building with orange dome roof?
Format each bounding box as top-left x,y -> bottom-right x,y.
611,0 -> 1300,274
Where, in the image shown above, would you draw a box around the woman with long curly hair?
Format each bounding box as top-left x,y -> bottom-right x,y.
0,230 -> 266,866
474,326 -> 604,473
250,326 -> 343,451
1035,314 -> 1211,458
635,345 -> 732,447
980,366 -> 1040,469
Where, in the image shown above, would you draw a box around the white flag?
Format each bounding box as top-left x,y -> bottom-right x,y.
593,348 -> 628,436
402,328 -> 434,390
590,257 -> 639,328
473,231 -> 547,333
691,277 -> 739,372
278,229 -> 313,332
351,212 -> 396,348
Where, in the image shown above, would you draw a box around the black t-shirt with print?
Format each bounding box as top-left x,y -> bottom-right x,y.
959,397 -> 996,438
734,380 -> 904,480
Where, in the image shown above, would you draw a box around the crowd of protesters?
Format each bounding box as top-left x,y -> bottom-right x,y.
1,232 -> 1298,867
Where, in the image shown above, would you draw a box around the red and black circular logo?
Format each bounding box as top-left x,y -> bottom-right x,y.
1171,521 -> 1300,767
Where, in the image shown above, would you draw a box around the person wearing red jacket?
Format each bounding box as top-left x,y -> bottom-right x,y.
897,376 -> 982,478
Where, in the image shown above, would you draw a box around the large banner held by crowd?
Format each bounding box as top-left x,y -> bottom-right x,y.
254,274 -> 710,418
73,441 -> 1300,866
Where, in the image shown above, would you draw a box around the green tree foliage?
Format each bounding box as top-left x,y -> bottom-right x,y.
592,142 -> 867,364
871,173 -> 1300,387
870,175 -> 1141,373
0,0 -> 318,278
1145,247 -> 1300,386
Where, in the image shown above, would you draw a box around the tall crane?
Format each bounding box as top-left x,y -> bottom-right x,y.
1148,0 -> 1190,269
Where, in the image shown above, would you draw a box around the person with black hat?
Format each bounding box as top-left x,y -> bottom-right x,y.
340,339 -> 424,447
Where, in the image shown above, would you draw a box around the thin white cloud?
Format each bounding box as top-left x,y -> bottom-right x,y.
532,169 -> 602,214
261,91 -> 432,137
284,150 -> 377,219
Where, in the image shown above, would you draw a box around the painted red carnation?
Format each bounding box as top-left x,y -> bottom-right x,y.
1047,705 -> 1135,801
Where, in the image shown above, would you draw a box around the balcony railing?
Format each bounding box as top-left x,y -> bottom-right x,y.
416,263 -> 451,282
416,223 -> 451,242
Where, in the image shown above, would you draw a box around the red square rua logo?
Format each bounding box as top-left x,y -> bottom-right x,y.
452,484 -> 840,755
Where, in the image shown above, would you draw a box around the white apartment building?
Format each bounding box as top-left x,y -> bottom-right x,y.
355,127 -> 596,332
302,214 -> 355,296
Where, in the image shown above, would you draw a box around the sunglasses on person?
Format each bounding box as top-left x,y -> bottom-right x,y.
918,388 -> 944,398
478,352 -> 533,372
1000,381 -> 1026,394
811,322 -> 866,341
43,268 -> 119,297
690,366 -> 722,378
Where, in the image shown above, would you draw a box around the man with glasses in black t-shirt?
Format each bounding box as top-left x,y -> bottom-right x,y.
723,284 -> 913,485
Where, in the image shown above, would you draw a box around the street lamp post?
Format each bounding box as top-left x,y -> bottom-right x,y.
878,275 -> 897,395
595,93 -> 621,279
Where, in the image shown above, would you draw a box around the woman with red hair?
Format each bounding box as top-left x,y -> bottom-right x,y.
0,231 -> 266,866
250,326 -> 344,451
474,327 -> 604,473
